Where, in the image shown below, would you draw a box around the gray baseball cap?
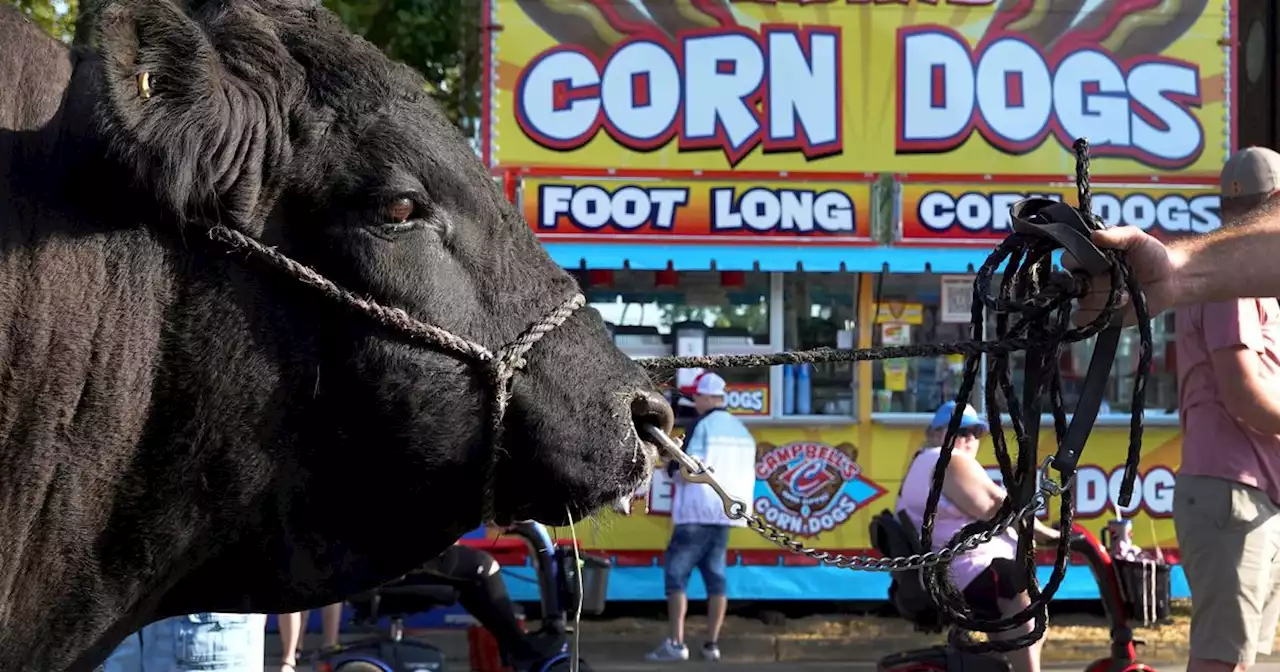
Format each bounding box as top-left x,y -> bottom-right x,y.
1221,146 -> 1280,198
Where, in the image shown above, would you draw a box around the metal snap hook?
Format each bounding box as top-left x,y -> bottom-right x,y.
1038,455 -> 1073,497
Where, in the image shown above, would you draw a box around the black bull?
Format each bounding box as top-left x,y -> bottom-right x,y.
0,2 -> 674,670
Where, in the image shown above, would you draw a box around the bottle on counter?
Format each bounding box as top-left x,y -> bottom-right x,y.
796,363 -> 812,415
783,364 -> 796,415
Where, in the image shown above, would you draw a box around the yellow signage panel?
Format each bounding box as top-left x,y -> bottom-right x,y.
522,176 -> 875,242
589,424 -> 1181,553
486,0 -> 1229,178
899,182 -> 1221,241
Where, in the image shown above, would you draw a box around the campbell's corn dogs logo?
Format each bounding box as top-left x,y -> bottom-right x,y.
898,0 -> 1209,169
509,0 -> 1210,171
752,441 -> 886,538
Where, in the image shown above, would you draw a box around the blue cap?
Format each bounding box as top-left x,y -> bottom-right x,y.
929,401 -> 988,432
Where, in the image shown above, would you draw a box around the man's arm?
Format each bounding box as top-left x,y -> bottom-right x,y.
1211,346 -> 1280,433
939,452 -> 1007,520
1170,202 -> 1280,306
1203,300 -> 1280,434
1071,197 -> 1280,324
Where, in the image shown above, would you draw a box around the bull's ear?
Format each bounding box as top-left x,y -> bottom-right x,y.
94,0 -> 272,231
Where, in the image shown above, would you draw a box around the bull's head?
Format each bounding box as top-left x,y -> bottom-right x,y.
68,0 -> 671,622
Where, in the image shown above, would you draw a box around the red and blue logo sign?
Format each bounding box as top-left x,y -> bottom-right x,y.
753,441 -> 886,538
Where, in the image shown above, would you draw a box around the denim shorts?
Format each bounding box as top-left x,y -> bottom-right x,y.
664,523 -> 731,597
100,613 -> 266,672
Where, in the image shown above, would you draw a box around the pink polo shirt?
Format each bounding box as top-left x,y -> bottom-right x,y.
1177,299 -> 1280,505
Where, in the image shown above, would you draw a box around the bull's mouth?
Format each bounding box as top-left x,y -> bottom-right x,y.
492,421 -> 663,528
611,421 -> 661,508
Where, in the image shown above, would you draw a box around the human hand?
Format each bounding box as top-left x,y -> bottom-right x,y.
1064,227 -> 1182,327
1033,520 -> 1062,544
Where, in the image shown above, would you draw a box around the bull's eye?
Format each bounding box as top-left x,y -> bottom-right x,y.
387,197 -> 416,223
364,192 -> 431,239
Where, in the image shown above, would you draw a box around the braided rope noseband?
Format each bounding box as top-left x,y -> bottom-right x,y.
205,225 -> 585,522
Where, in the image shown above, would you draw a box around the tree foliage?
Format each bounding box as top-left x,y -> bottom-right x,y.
321,0 -> 483,141
3,0 -> 483,137
2,0 -> 77,42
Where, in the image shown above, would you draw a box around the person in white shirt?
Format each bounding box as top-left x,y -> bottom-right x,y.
645,372 -> 757,663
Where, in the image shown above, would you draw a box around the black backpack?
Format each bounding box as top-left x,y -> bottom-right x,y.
869,508 -> 944,633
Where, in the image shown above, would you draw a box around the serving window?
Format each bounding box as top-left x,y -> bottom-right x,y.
985,309 -> 1179,418
584,269 -> 862,421
581,268 -> 1176,424
783,272 -> 860,418
585,270 -> 774,418
868,273 -> 980,413
862,271 -> 1178,422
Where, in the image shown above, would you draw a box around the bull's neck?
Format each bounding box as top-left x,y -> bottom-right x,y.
0,180 -> 190,670
0,112 -> 309,671
0,66 -> 294,671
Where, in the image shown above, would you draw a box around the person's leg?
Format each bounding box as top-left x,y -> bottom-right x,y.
99,630 -> 142,672
694,524 -> 731,657
1252,518 -> 1280,660
666,590 -> 688,643
994,592 -> 1040,672
962,559 -> 1037,672
646,525 -> 698,661
665,526 -> 699,645
320,604 -> 343,649
248,614 -> 268,672
137,616 -> 179,672
276,611 -> 308,671
138,613 -> 263,671
1175,475 -> 1275,672
429,545 -> 559,664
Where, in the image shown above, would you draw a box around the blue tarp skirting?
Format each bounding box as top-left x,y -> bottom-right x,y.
265,562 -> 1191,632
544,243 -> 1063,274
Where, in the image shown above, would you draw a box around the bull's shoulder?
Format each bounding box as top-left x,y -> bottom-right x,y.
0,5 -> 73,131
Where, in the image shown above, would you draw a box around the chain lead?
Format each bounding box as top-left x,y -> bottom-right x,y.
641,426 -> 1062,572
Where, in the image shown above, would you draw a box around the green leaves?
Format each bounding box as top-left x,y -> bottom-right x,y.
3,0 -> 78,43
322,0 -> 483,137
3,0 -> 482,135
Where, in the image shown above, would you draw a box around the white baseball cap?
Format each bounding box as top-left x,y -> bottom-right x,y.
694,372 -> 727,397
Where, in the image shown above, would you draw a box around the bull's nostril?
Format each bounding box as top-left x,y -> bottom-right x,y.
630,389 -> 675,436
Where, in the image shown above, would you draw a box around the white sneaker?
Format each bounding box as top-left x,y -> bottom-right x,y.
644,638 -> 689,661
701,642 -> 721,661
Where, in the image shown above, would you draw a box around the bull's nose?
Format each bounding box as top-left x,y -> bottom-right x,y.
631,389 -> 675,437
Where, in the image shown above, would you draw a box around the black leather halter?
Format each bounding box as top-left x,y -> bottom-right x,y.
1008,197 -> 1122,486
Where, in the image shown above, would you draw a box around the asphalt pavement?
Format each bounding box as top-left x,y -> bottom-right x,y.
286,663 -> 1280,672
522,660 -> 1259,665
